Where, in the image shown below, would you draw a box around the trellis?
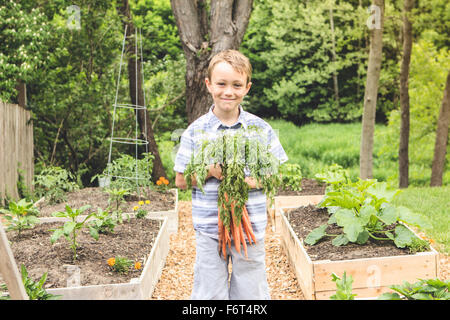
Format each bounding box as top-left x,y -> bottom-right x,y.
106,25 -> 149,199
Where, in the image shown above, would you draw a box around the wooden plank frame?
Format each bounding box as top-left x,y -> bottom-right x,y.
4,216 -> 169,300
0,223 -> 28,300
145,188 -> 179,234
279,206 -> 439,300
267,195 -> 324,233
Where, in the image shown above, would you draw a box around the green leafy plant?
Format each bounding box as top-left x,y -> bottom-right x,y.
0,198 -> 40,236
330,271 -> 357,300
279,163 -> 303,191
0,265 -> 61,300
92,153 -> 155,193
34,166 -> 79,204
89,208 -> 117,235
378,278 -> 450,300
135,208 -> 148,219
20,264 -> 61,300
306,169 -> 431,250
50,205 -> 97,261
105,187 -> 131,223
107,256 -> 134,274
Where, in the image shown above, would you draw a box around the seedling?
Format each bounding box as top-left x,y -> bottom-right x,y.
50,204 -> 97,261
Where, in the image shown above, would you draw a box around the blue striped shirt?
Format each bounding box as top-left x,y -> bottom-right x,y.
174,105 -> 288,240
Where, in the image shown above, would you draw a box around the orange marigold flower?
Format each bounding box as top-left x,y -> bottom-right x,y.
156,180 -> 162,186
134,262 -> 142,270
107,257 -> 115,267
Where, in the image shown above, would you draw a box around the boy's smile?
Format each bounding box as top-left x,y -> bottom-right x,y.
205,61 -> 252,122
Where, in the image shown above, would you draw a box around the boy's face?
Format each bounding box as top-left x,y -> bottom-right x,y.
205,61 -> 251,115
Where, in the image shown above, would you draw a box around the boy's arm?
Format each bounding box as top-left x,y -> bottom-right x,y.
175,164 -> 223,190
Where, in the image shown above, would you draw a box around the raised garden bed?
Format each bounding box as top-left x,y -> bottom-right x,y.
6,214 -> 169,300
35,187 -> 179,234
279,205 -> 439,299
268,179 -> 326,233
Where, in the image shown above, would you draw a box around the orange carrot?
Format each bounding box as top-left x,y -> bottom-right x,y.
242,206 -> 257,244
239,220 -> 248,259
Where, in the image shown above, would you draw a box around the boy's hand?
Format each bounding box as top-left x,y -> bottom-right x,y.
207,163 -> 223,180
244,176 -> 260,189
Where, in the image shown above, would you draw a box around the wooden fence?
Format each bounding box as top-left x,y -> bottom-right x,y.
0,101 -> 34,204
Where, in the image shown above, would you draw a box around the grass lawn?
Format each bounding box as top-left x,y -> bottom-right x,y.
393,185 -> 450,254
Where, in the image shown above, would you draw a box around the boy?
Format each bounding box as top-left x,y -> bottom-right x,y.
174,49 -> 288,300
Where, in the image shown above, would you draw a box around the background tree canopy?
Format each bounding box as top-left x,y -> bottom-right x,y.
0,0 -> 448,187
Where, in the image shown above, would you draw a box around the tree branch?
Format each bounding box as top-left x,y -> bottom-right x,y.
232,0 -> 253,47
170,0 -> 204,54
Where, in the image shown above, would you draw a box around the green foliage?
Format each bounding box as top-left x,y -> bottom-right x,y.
135,208 -> 148,219
104,187 -> 131,223
279,163 -> 303,191
305,170 -> 431,250
0,198 -> 40,236
20,264 -> 61,300
392,185 -> 450,254
34,166 -> 79,204
89,208 -> 117,234
0,264 -> 61,300
330,272 -> 357,300
50,204 -> 97,261
378,278 -> 450,300
109,256 -> 134,274
0,1 -> 52,101
242,0 -> 401,124
378,38 -> 450,186
94,152 -> 154,193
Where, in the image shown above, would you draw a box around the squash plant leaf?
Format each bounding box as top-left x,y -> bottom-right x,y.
377,204 -> 399,226
393,224 -> 416,248
334,209 -> 364,242
366,182 -> 401,203
332,234 -> 349,246
305,224 -> 327,245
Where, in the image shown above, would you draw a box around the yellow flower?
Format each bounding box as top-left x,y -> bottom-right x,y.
134,262 -> 142,270
107,257 -> 115,267
145,200 -> 150,204
138,200 -> 144,205
133,205 -> 139,211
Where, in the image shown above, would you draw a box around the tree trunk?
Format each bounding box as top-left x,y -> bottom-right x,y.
117,0 -> 167,182
360,0 -> 384,180
329,3 -> 339,103
15,81 -> 27,108
398,0 -> 414,188
171,0 -> 253,125
430,70 -> 450,187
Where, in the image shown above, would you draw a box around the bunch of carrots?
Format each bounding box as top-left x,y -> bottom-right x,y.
184,128 -> 282,260
218,192 -> 256,260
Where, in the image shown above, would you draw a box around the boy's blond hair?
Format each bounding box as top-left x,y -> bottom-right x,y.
207,49 -> 252,84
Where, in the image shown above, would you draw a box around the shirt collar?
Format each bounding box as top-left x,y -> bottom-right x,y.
207,104 -> 248,131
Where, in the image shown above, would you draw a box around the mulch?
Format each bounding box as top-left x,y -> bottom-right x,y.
150,201 -> 305,300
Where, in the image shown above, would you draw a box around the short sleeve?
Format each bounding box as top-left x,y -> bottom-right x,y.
268,126 -> 288,164
173,129 -> 193,173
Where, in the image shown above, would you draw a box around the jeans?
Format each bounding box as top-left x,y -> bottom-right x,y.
191,231 -> 271,300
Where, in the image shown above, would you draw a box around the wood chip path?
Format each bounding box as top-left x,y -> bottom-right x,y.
150,201 -> 305,300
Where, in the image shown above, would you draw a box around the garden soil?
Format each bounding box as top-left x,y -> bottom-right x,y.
35,187 -> 176,217
6,218 -> 160,288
